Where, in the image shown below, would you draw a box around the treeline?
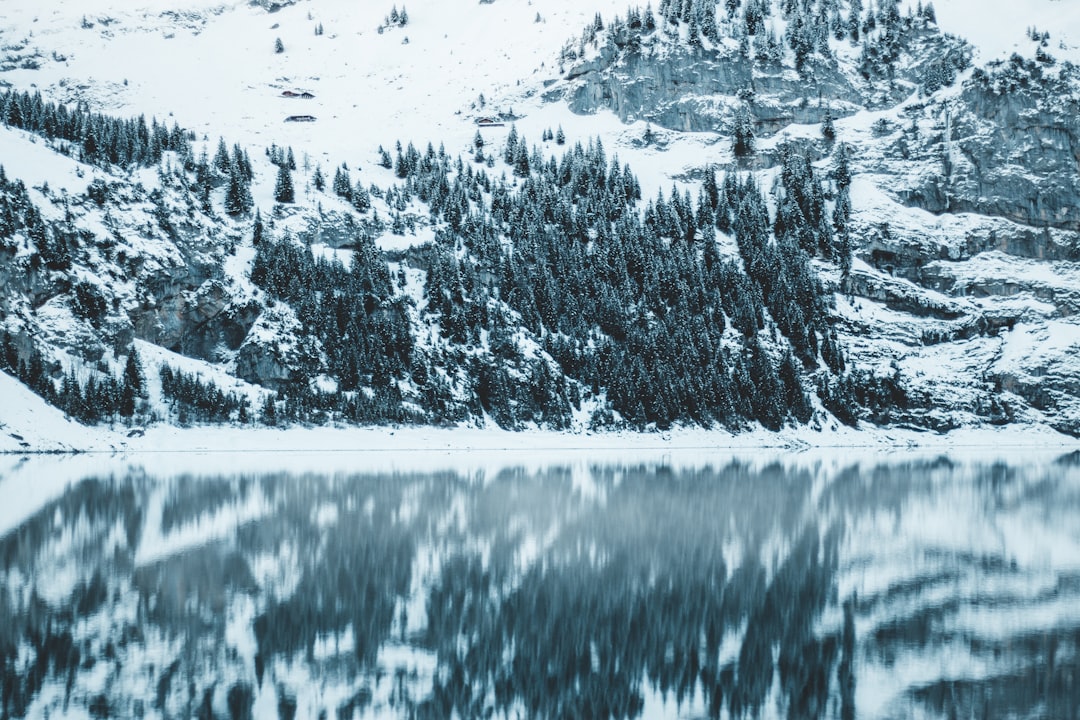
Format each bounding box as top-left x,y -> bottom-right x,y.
159,364 -> 251,425
574,0 -> 965,87
381,132 -> 849,429
0,331 -> 146,423
0,89 -> 191,168
241,122 -> 897,430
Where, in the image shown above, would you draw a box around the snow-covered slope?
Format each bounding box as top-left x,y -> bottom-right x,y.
1,0 -> 1079,446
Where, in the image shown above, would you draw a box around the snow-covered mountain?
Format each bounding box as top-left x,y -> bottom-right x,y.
2,0 -> 1080,444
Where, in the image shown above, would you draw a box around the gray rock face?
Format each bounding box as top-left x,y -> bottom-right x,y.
234,306 -> 320,390
901,58 -> 1080,231
560,26 -> 966,136
130,274 -> 259,362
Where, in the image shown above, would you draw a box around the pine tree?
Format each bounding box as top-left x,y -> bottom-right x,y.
514,140 -> 530,177
252,209 -> 265,246
821,107 -> 836,145
120,349 -> 145,418
848,0 -> 862,41
504,124 -> 519,164
555,125 -> 566,145
732,106 -> 755,157
225,160 -> 253,215
833,142 -> 851,190
353,182 -> 371,212
274,163 -> 294,203
333,164 -> 352,200
312,164 -> 325,191
698,0 -> 719,42
274,37 -> 285,53
214,137 -> 230,174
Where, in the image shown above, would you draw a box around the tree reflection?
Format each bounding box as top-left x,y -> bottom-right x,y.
0,456 -> 1078,719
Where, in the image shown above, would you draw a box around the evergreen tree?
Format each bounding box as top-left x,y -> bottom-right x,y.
214,137 -> 231,174
333,165 -> 353,200
833,142 -> 852,190
253,209 -> 265,246
848,0 -> 863,41
644,3 -> 657,32
504,124 -> 519,165
732,106 -> 755,157
120,348 -> 144,417
224,160 -> 253,215
313,164 -> 325,191
274,163 -> 294,203
513,141 -> 530,177
821,107 -> 836,144
274,37 -> 285,53
353,181 -> 371,212
698,0 -> 719,42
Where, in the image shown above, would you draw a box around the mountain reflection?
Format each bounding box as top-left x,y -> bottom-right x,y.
1,455 -> 1078,719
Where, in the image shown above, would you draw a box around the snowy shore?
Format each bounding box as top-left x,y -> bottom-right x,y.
2,368 -> 1076,459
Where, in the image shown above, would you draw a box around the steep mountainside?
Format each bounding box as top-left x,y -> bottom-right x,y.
1,0 -> 1079,440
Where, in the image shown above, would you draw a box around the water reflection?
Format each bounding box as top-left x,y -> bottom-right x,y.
1,455 -> 1078,719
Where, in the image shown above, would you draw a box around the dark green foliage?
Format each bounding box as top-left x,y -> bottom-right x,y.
120,350 -> 144,417
818,366 -> 908,426
333,164 -> 352,201
0,330 -> 144,424
225,159 -> 254,215
274,164 -> 294,203
250,233 -> 414,418
821,108 -> 836,144
71,281 -> 108,326
0,88 -> 191,170
731,106 -> 755,157
372,131 -> 844,430
159,364 -> 250,424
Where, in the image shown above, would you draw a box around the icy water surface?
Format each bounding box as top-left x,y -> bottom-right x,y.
1,451 -> 1079,719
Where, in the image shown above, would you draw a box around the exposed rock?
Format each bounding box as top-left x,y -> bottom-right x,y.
898,58 -> 1080,232
234,306 -> 320,389
560,26 -> 966,136
130,276 -> 260,361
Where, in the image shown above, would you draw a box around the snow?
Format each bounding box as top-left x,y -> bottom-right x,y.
0,124 -> 105,197
0,0 -> 632,179
0,0 -> 1079,453
0,369 -> 104,454
931,0 -> 1080,64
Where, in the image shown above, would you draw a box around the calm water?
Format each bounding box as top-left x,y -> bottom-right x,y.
1,452 -> 1079,719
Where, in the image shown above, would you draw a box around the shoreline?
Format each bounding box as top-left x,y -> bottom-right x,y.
3,419 -> 1077,456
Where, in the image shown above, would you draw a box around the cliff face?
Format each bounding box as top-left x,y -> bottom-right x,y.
562,23 -> 968,137
896,58 -> 1080,232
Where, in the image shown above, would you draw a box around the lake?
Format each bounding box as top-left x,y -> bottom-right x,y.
1,450 -> 1078,719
